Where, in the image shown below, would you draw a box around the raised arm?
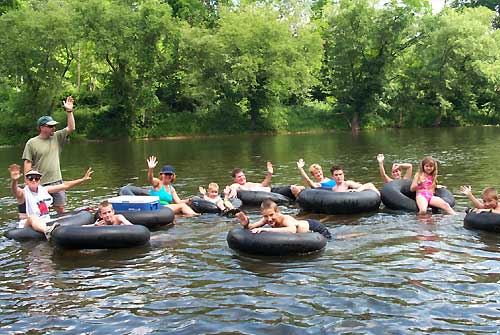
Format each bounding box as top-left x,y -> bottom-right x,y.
63,96 -> 75,134
8,164 -> 25,203
297,159 -> 318,188
377,154 -> 392,183
260,161 -> 273,187
46,168 -> 93,193
147,156 -> 158,186
460,185 -> 484,209
397,163 -> 413,179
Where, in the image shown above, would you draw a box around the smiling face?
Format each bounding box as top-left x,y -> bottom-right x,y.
391,165 -> 402,179
423,163 -> 435,175
39,124 -> 56,137
160,173 -> 174,184
482,195 -> 498,209
261,207 -> 279,226
26,174 -> 42,191
233,171 -> 246,185
208,187 -> 219,199
99,205 -> 115,224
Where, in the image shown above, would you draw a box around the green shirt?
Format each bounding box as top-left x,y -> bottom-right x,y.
22,128 -> 69,184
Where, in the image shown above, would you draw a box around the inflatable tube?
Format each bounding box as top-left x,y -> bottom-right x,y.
4,210 -> 94,242
297,189 -> 381,215
189,196 -> 242,214
237,190 -> 292,206
51,225 -> 151,249
271,185 -> 296,200
118,184 -> 150,196
464,212 -> 500,233
114,207 -> 175,229
381,179 -> 455,212
227,226 -> 327,256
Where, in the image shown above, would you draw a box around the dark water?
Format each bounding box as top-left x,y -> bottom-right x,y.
1,127 -> 499,334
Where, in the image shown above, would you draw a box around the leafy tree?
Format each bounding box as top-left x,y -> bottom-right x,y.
178,5 -> 322,131
451,0 -> 500,28
321,0 -> 427,131
0,0 -> 77,120
73,0 -> 177,137
388,7 -> 500,126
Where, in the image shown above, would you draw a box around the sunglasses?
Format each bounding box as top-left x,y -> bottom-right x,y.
161,173 -> 174,177
27,175 -> 41,181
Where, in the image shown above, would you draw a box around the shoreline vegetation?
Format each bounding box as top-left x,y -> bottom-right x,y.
0,0 -> 499,145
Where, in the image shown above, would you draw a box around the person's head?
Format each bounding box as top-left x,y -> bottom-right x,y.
260,199 -> 280,225
330,165 -> 345,184
208,182 -> 219,199
419,156 -> 438,188
25,170 -> 43,191
309,164 -> 324,182
481,187 -> 499,209
159,165 -> 176,183
98,200 -> 115,223
391,164 -> 402,179
37,116 -> 58,136
232,168 -> 246,185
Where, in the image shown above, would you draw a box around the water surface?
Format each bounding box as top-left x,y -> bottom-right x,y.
0,127 -> 499,334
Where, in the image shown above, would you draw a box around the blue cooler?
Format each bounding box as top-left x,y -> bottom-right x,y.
108,196 -> 160,211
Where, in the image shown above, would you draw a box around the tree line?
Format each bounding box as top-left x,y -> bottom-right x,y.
0,0 -> 499,143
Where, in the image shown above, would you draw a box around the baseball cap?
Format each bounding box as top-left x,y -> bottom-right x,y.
160,165 -> 175,174
37,116 -> 59,127
26,170 -> 43,177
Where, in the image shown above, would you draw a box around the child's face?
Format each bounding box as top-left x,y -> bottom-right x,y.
99,205 -> 115,223
261,207 -> 280,226
208,188 -> 219,199
311,169 -> 324,182
423,163 -> 434,175
482,195 -> 498,209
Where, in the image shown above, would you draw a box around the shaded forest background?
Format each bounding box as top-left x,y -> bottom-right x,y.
0,0 -> 499,143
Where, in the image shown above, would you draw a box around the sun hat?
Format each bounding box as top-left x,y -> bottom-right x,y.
160,165 -> 175,174
26,170 -> 43,177
37,116 -> 59,127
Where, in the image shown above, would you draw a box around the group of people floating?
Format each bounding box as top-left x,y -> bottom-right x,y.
6,96 -> 500,242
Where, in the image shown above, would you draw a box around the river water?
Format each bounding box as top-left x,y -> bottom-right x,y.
0,127 -> 499,334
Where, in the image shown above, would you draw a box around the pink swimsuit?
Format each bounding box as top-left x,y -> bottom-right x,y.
416,175 -> 434,204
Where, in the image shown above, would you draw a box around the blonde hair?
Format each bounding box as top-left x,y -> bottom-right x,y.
309,164 -> 323,175
419,156 -> 438,190
482,187 -> 498,200
208,182 -> 219,192
98,200 -> 114,213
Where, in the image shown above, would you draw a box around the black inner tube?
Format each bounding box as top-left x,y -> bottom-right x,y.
237,190 -> 292,206
381,179 -> 455,213
464,212 -> 500,233
297,189 -> 381,214
226,227 -> 327,256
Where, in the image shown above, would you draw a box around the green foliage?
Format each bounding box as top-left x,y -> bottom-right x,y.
320,0 -> 427,131
0,0 -> 499,143
387,7 -> 500,127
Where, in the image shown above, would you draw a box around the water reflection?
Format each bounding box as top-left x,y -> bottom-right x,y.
1,127 -> 500,333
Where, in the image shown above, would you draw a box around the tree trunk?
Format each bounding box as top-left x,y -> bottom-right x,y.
351,111 -> 360,134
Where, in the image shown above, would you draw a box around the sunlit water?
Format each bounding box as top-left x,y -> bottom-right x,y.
1,127 -> 499,334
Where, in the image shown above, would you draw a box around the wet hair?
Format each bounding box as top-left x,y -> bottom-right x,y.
330,165 -> 344,175
482,187 -> 498,200
261,199 -> 279,212
232,168 -> 243,178
419,156 -> 438,189
208,182 -> 219,191
98,200 -> 114,213
309,164 -> 323,175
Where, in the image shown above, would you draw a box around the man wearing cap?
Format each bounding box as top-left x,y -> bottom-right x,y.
22,96 -> 76,213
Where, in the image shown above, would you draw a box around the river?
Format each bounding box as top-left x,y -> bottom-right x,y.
0,127 -> 499,334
